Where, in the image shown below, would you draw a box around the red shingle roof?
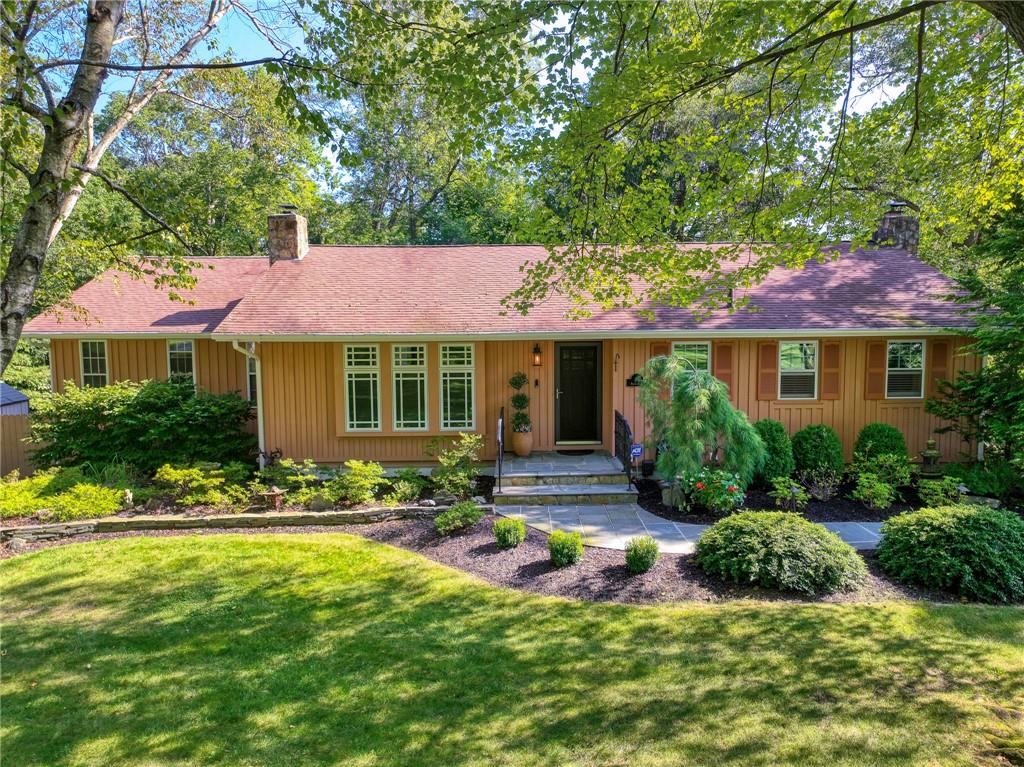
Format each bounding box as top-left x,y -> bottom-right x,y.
213,243 -> 967,337
23,258 -> 267,335
24,245 -> 968,338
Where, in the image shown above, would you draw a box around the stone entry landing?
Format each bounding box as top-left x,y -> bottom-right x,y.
498,506 -> 884,553
492,451 -> 883,552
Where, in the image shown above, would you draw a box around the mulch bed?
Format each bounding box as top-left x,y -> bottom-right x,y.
0,515 -> 951,604
634,478 -> 911,523
353,516 -> 947,605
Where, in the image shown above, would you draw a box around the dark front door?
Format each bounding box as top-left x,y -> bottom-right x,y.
556,343 -> 602,442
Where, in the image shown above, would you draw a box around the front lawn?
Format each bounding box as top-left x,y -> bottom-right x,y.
2,534 -> 1022,766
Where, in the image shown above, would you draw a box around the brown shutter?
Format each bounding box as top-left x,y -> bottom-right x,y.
712,341 -> 736,398
650,341 -> 671,358
756,341 -> 778,401
927,339 -> 951,398
865,340 -> 887,400
820,340 -> 842,400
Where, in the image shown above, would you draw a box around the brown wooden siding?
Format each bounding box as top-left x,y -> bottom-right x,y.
611,336 -> 977,462
48,334 -> 979,465
49,338 -> 247,396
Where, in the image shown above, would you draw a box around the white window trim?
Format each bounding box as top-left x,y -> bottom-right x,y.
671,341 -> 712,372
440,342 -> 476,431
247,355 -> 258,405
344,343 -> 382,432
166,339 -> 197,384
885,339 -> 926,400
778,340 -> 819,400
79,339 -> 108,388
392,344 -> 429,432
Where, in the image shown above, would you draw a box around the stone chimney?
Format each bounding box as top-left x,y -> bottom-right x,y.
872,201 -> 919,252
268,205 -> 309,263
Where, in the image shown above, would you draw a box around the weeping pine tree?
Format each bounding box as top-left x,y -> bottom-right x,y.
637,359 -> 766,486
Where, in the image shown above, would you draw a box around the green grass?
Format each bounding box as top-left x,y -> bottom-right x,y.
2,534 -> 1023,767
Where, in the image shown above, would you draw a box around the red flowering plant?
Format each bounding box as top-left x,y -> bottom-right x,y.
672,468 -> 746,515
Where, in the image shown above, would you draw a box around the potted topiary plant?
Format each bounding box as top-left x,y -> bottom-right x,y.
508,371 -> 533,457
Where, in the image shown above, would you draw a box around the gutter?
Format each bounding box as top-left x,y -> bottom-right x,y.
231,341 -> 266,469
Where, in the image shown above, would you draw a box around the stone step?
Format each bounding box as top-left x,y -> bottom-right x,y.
493,483 -> 638,506
499,471 -> 629,487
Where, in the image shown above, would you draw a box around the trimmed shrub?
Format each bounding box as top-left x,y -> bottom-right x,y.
768,476 -> 810,513
850,473 -> 896,510
29,379 -> 256,475
852,452 -> 913,490
328,460 -> 386,505
854,423 -> 908,460
792,424 -> 844,476
435,501 -> 485,535
625,536 -> 660,574
877,505 -> 1024,603
427,433 -> 483,500
917,476 -> 962,508
548,530 -> 584,567
385,468 -> 429,505
0,467 -> 129,520
493,517 -> 527,549
695,511 -> 868,595
154,463 -> 252,511
45,484 -> 125,521
754,419 -> 795,484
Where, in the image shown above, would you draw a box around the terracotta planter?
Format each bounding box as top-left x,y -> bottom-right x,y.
511,430 -> 534,457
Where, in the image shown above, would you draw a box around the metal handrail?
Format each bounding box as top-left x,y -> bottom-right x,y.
614,409 -> 634,484
496,406 -> 505,493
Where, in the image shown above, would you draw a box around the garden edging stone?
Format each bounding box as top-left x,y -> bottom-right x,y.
1,505 -> 490,543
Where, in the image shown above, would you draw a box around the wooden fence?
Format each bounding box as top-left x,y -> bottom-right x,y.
1,415 -> 33,476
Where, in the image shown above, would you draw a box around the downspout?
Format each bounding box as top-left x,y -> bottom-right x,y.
232,340 -> 267,468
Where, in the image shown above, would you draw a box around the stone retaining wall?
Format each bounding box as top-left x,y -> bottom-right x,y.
1,505 -> 488,544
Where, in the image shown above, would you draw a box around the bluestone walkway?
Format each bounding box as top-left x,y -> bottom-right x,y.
497,504 -> 884,553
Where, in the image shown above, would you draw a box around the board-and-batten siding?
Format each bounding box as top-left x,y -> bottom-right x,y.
49,338 -> 247,396
47,334 -> 978,464
611,336 -> 976,462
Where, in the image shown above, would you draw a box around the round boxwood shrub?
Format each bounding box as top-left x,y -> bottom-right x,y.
877,505 -> 1024,603
791,424 -> 844,476
854,423 -> 907,460
695,511 -> 868,595
625,535 -> 660,574
493,517 -> 526,549
548,530 -> 584,568
753,419 -> 795,484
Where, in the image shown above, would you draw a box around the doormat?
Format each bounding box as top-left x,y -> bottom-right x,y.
556,449 -> 594,456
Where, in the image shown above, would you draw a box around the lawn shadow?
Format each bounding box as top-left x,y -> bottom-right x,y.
3,533 -> 1023,767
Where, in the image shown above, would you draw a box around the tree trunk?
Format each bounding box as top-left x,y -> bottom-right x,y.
975,2 -> 1024,52
0,1 -> 125,375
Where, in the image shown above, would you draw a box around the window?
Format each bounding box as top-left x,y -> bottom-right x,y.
393,344 -> 427,430
247,356 -> 258,404
672,342 -> 711,373
440,344 -> 475,430
344,345 -> 380,430
80,341 -> 108,387
779,341 -> 817,399
167,340 -> 195,382
886,340 -> 924,398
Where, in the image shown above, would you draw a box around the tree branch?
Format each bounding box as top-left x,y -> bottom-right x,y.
904,7 -> 926,153
72,163 -> 195,254
35,54 -> 296,74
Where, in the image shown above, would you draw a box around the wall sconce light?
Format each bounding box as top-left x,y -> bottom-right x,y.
532,344 -> 542,367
